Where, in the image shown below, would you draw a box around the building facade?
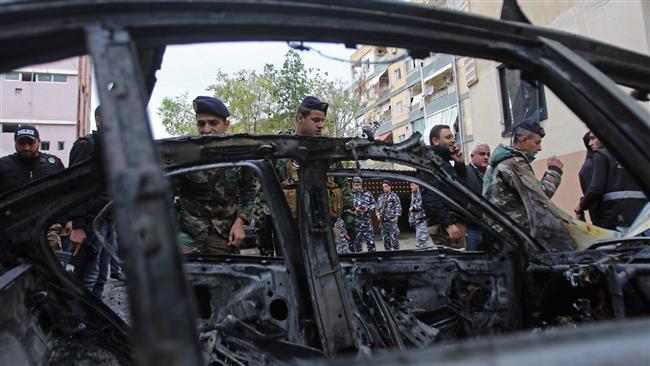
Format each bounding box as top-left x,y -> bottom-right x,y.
350,45 -> 459,169
352,0 -> 650,213
0,56 -> 92,166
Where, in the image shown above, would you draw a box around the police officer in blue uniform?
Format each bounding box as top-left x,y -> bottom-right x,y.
350,176 -> 376,252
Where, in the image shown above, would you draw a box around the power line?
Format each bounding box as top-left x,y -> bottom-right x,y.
287,42 -> 409,65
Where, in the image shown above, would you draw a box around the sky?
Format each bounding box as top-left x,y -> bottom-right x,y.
93,42 -> 357,138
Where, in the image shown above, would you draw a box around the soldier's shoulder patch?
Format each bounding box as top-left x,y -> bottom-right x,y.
47,157 -> 56,164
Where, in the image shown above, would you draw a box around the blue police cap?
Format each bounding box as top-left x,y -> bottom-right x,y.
193,96 -> 230,119
300,96 -> 328,114
14,125 -> 39,142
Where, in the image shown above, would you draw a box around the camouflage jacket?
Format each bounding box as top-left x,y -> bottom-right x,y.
483,144 -> 562,230
272,128 -> 355,233
352,190 -> 376,222
276,158 -> 356,232
376,192 -> 402,223
409,188 -> 426,225
483,144 -> 577,253
172,167 -> 255,240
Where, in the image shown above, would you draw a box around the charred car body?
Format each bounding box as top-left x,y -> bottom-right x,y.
0,1 -> 649,365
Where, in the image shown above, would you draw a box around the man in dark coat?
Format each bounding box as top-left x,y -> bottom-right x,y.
0,124 -> 64,194
418,124 -> 467,249
465,142 -> 490,250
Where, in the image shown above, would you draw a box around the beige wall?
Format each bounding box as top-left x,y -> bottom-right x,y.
391,90 -> 410,124
532,150 -> 587,214
392,124 -> 411,143
388,61 -> 406,91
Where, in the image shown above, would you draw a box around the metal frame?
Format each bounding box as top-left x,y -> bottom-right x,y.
0,0 -> 649,364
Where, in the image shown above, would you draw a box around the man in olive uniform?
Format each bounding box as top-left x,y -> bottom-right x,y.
276,96 -> 356,242
172,96 -> 255,254
483,121 -> 575,253
376,180 -> 401,250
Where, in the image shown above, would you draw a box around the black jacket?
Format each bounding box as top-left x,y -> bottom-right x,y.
0,152 -> 64,194
464,163 -> 485,228
579,148 -> 648,229
418,145 -> 467,228
68,131 -> 111,229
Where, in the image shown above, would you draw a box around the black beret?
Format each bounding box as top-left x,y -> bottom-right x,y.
193,96 -> 230,119
513,119 -> 545,137
300,96 -> 328,114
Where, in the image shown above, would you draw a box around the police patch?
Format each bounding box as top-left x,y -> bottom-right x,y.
48,157 -> 56,164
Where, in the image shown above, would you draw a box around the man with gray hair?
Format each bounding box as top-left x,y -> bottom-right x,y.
465,142 -> 490,250
483,121 -> 564,248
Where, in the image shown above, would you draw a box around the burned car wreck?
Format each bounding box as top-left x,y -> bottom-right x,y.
1,0 -> 650,365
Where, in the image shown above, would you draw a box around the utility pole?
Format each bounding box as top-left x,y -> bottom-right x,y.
419,60 -> 428,138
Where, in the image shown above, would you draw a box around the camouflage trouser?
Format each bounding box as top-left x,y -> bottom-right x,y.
414,221 -> 429,248
351,220 -> 375,252
427,223 -> 467,249
380,220 -> 400,250
334,226 -> 349,254
178,229 -> 240,255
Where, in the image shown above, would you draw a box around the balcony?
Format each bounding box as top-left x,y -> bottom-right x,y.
406,54 -> 454,86
408,88 -> 457,123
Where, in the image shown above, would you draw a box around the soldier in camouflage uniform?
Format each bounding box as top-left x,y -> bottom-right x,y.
483,121 -> 575,253
275,96 -> 356,243
350,176 -> 376,252
376,180 -> 401,250
173,96 -> 255,254
408,183 -> 429,248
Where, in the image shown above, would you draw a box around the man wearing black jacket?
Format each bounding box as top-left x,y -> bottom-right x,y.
0,125 -> 66,250
465,142 -> 490,250
66,106 -> 117,299
418,124 -> 467,249
0,125 -> 64,194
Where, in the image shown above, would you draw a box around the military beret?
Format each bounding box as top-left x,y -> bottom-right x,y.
513,119 -> 545,137
14,125 -> 39,142
352,176 -> 363,183
382,179 -> 392,186
193,96 -> 230,119
300,96 -> 328,114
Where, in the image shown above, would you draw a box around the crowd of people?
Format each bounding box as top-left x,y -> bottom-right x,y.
1,93 -> 647,301
333,116 -> 647,253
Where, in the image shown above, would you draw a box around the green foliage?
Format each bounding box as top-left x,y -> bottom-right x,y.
158,50 -> 362,137
158,93 -> 196,136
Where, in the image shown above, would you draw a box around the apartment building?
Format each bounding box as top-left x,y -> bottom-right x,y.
350,45 -> 459,169
0,56 -> 92,166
